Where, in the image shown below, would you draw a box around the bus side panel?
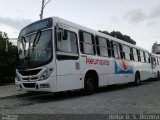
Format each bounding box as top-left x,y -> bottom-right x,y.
133,62 -> 152,81
80,56 -> 114,86
56,60 -> 83,92
56,75 -> 83,92
107,59 -> 135,85
80,56 -> 135,87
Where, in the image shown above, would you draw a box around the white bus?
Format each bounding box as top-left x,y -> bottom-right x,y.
151,53 -> 160,79
15,17 -> 153,94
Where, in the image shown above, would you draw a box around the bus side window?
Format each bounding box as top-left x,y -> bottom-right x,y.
154,57 -> 156,65
110,41 -> 115,58
107,39 -> 112,57
56,28 -> 78,59
123,45 -> 131,60
96,36 -> 110,57
119,44 -> 124,59
143,51 -> 146,62
148,53 -> 151,63
133,48 -> 138,62
157,57 -> 159,65
140,50 -> 145,62
112,41 -> 122,59
130,48 -> 134,60
145,52 -> 150,63
79,31 -> 95,55
95,36 -> 100,55
151,56 -> 153,64
137,49 -> 141,62
112,41 -> 119,59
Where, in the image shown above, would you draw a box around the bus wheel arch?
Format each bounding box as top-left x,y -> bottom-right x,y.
83,70 -> 99,95
134,71 -> 141,86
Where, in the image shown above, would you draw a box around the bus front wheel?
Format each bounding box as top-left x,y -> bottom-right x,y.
84,74 -> 96,95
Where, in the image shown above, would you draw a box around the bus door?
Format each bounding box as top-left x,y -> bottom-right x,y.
55,24 -> 82,91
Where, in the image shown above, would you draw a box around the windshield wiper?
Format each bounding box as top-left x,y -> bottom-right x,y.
32,31 -> 42,52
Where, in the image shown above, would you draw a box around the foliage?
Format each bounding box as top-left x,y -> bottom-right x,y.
0,31 -> 17,85
99,30 -> 136,45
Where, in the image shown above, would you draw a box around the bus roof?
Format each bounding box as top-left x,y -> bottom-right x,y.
20,16 -> 150,53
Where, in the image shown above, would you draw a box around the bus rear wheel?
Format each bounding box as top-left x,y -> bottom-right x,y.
134,73 -> 140,86
84,74 -> 96,95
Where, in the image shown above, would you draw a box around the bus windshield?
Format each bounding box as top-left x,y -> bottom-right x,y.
17,30 -> 52,68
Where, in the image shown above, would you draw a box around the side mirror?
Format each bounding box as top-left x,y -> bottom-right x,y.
57,27 -> 68,41
58,30 -> 62,41
63,29 -> 68,40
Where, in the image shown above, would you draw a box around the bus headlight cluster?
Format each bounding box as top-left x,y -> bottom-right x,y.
16,75 -> 21,81
39,68 -> 53,81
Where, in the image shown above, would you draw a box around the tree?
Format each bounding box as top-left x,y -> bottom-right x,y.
99,30 -> 136,45
0,31 -> 17,84
0,32 -> 8,55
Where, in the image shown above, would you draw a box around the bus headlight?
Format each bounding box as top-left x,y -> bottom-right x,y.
39,68 -> 53,81
16,75 -> 21,81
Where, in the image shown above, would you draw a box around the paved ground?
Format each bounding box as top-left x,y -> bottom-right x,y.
0,79 -> 160,115
0,84 -> 25,98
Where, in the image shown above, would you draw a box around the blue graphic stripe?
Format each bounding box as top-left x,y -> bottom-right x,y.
115,61 -> 133,74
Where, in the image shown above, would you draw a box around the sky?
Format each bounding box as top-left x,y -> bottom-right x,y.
0,0 -> 160,52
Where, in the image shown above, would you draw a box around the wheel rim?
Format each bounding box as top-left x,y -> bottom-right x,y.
86,79 -> 94,90
137,77 -> 140,84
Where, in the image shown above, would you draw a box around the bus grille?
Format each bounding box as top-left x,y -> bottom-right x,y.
22,77 -> 39,81
23,83 -> 36,88
18,69 -> 41,76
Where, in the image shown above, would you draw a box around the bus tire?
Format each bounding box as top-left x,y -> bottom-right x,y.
134,72 -> 140,86
84,74 -> 96,95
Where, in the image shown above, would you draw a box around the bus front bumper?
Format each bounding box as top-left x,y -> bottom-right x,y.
15,80 -> 55,92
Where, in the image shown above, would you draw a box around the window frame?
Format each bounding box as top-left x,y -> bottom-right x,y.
156,57 -> 159,65
122,44 -> 132,61
111,40 -> 123,59
144,52 -> 150,63
95,36 -> 111,57
56,27 -> 79,60
139,50 -> 145,63
79,30 -> 96,55
132,47 -> 139,62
